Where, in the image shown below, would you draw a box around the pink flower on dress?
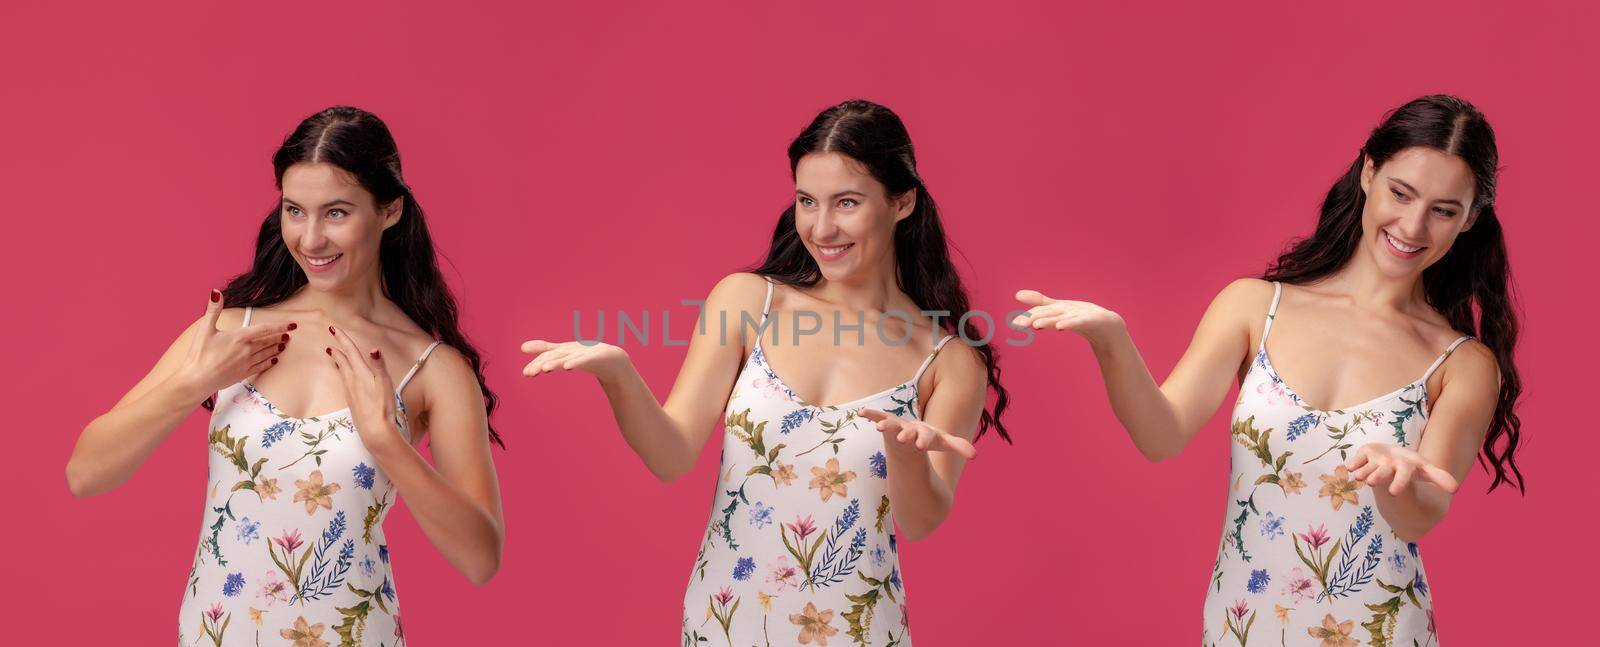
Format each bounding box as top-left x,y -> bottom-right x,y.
766,556 -> 801,592
714,587 -> 735,607
786,515 -> 817,542
1229,599 -> 1250,623
1283,567 -> 1315,603
1255,379 -> 1298,406
205,603 -> 225,624
1299,524 -> 1330,550
274,528 -> 305,553
259,570 -> 291,606
754,375 -> 800,402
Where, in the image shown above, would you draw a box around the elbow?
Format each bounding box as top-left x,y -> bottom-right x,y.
65,459 -> 101,498
463,528 -> 505,585
1137,444 -> 1180,464
647,458 -> 694,484
465,559 -> 500,585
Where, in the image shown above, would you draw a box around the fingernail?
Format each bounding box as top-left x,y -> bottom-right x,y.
325,347 -> 332,355
270,357 -> 278,365
278,343 -> 286,352
281,333 -> 289,342
328,326 -> 336,335
287,323 -> 297,331
370,349 -> 382,360
210,290 -> 221,303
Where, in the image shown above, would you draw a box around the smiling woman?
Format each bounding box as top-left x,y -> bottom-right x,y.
65,106 -> 506,646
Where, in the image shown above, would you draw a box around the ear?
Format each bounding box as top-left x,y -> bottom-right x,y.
380,196 -> 404,230
1462,206 -> 1480,232
893,187 -> 917,223
1359,155 -> 1376,195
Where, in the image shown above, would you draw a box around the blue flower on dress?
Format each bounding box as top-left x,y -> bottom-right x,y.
1286,413 -> 1319,441
352,463 -> 376,490
889,533 -> 898,553
381,577 -> 396,602
1259,512 -> 1284,540
1389,549 -> 1409,574
235,517 -> 261,545
888,567 -> 902,591
261,420 -> 293,448
779,408 -> 814,435
1414,570 -> 1429,597
362,556 -> 377,577
871,545 -> 887,567
749,502 -> 774,529
868,452 -> 887,478
1246,569 -> 1271,594
733,557 -> 756,581
223,572 -> 245,597
378,544 -> 390,564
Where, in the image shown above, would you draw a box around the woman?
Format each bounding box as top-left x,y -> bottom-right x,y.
66,106 -> 505,646
1014,95 -> 1521,646
521,99 -> 1009,646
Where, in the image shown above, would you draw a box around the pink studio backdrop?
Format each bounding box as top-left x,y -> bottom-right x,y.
2,1 -> 1592,644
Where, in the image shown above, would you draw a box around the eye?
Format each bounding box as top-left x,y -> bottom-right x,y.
327,209 -> 348,219
1389,188 -> 1411,203
284,205 -> 303,217
798,196 -> 815,208
1432,206 -> 1457,218
838,199 -> 858,209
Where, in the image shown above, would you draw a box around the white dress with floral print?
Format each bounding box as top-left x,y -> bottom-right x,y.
682,278 -> 956,647
178,307 -> 442,647
1203,282 -> 1469,647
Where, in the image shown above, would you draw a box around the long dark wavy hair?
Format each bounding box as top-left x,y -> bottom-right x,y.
748,99 -> 1011,443
203,106 -> 503,448
1264,95 -> 1519,491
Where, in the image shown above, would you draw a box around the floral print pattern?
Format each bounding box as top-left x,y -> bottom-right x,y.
1204,283 -> 1467,646
684,279 -> 942,647
179,310 -> 439,646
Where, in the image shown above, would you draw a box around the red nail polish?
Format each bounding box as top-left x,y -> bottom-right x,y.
278,343 -> 286,352
370,349 -> 382,360
210,290 -> 221,303
328,326 -> 336,335
287,323 -> 297,331
270,357 -> 278,365
325,347 -> 332,355
281,333 -> 289,342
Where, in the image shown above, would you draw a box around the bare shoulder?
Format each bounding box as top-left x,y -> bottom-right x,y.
1441,337 -> 1499,384
1215,278 -> 1276,312
705,271 -> 771,309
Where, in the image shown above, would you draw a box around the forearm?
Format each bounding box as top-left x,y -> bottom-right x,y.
67,375 -> 205,497
369,434 -> 503,584
882,446 -> 954,541
1088,329 -> 1190,461
598,368 -> 699,482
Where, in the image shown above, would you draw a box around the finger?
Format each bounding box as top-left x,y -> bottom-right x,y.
915,428 -> 933,450
325,344 -> 355,384
521,358 -> 544,377
521,339 -> 556,354
240,321 -> 299,343
249,340 -> 284,365
1028,315 -> 1068,330
1345,450 -> 1371,472
1350,459 -> 1379,480
858,408 -> 890,422
1389,463 -> 1415,496
366,345 -> 394,390
328,324 -> 375,374
244,353 -> 279,376
201,289 -> 224,335
1014,289 -> 1057,307
1365,464 -> 1395,487
537,349 -> 575,372
1420,464 -> 1461,494
936,434 -> 978,460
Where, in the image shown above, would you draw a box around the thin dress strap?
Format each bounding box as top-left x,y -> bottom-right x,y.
760,276 -> 775,323
1420,335 -> 1473,383
395,340 -> 445,395
241,306 -> 253,328
1260,281 -> 1283,346
911,333 -> 959,385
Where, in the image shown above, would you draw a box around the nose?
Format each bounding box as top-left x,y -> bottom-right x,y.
296,217 -> 329,252
809,207 -> 840,242
1393,204 -> 1430,240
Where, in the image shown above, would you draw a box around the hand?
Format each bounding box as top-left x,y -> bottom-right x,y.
325,324 -> 404,451
1010,290 -> 1126,345
860,409 -> 977,460
1346,444 -> 1460,496
180,290 -> 293,398
519,339 -> 630,382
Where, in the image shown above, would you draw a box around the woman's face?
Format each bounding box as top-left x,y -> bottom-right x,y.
278,162 -> 401,291
792,152 -> 914,283
1358,147 -> 1479,279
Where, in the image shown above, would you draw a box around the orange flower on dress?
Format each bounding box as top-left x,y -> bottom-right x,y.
1318,465 -> 1361,511
292,470 -> 341,515
789,601 -> 839,645
1306,613 -> 1358,647
280,616 -> 329,647
808,458 -> 856,503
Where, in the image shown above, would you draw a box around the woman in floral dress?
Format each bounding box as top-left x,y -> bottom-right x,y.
68,106 -> 506,646
521,99 -> 1010,646
1013,95 -> 1524,645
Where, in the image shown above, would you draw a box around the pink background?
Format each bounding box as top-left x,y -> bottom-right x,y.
3,0 -> 1592,644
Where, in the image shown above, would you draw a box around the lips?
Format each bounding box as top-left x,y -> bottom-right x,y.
1381,229 -> 1425,259
304,253 -> 343,273
816,243 -> 854,261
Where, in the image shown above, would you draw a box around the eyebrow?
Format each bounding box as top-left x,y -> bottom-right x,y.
795,189 -> 868,199
282,197 -> 358,209
1387,179 -> 1465,208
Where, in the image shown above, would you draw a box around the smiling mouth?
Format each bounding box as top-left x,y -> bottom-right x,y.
1382,229 -> 1425,255
305,253 -> 342,268
816,243 -> 854,258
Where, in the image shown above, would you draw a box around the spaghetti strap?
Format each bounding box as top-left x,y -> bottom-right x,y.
395,340 -> 445,395
241,306 -> 253,328
910,333 -> 959,385
760,276 -> 775,322
1420,335 -> 1474,383
1261,281 -> 1283,345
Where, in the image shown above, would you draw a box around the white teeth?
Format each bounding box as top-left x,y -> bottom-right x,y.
307,254 -> 341,266
819,244 -> 853,255
1384,232 -> 1421,253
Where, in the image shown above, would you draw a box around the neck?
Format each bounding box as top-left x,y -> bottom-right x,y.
296,269 -> 388,321
813,252 -> 902,314
1326,250 -> 1426,312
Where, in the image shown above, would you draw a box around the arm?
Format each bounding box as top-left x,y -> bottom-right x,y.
1012,279 -> 1267,462
860,342 -> 987,542
1348,341 -> 1498,542
520,272 -> 766,482
67,293 -> 290,497
327,328 -> 505,584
